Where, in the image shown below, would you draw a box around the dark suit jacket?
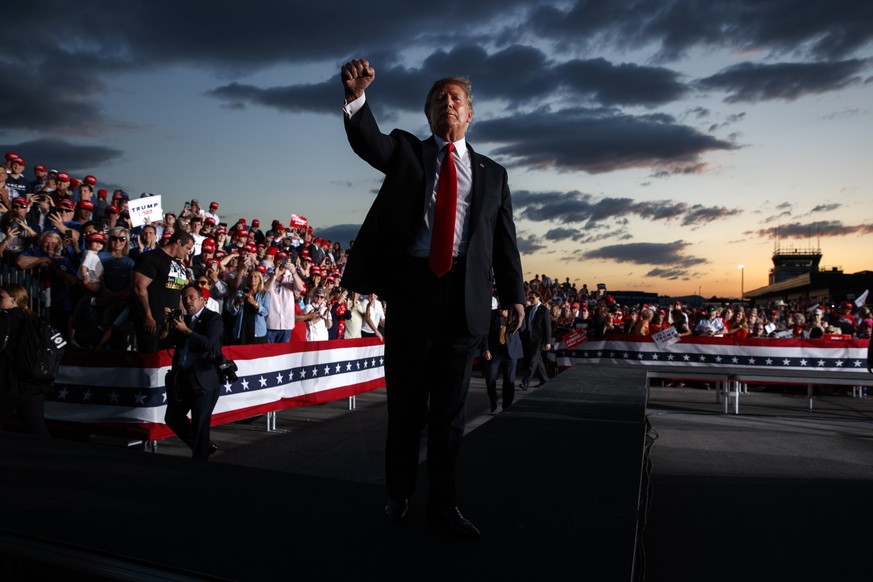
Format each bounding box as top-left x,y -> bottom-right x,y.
525,303 -> 552,349
167,308 -> 223,393
340,101 -> 524,336
481,309 -> 525,360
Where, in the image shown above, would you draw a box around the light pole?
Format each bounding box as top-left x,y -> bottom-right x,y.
737,264 -> 745,300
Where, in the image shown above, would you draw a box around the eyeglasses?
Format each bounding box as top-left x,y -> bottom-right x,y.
110,236 -> 127,242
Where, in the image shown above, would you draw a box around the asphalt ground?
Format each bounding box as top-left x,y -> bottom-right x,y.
643,383 -> 873,581
3,366 -> 873,580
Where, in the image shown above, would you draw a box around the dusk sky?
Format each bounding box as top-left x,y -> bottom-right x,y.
3,1 -> 872,298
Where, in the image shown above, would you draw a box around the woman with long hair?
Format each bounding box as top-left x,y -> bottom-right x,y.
227,268 -> 270,344
726,308 -> 750,339
0,284 -> 51,436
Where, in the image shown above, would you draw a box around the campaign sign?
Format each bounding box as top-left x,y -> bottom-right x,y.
289,214 -> 308,228
563,328 -> 588,349
128,195 -> 163,228
652,326 -> 680,349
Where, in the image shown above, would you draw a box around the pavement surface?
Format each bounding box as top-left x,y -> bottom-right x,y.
643,383 -> 873,581
3,365 -> 873,581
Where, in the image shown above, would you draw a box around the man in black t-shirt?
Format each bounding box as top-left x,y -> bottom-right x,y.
5,156 -> 30,201
132,230 -> 194,352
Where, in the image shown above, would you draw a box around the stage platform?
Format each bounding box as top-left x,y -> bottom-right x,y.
0,365 -> 651,581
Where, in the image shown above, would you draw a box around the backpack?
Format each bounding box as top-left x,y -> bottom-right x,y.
17,318 -> 67,384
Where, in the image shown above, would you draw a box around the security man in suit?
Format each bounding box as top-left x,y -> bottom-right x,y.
340,58 -> 525,538
482,301 -> 526,412
521,289 -> 552,389
161,284 -> 224,460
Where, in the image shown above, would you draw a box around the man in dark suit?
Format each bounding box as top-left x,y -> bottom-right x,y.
161,284 -> 224,460
340,58 -> 525,538
482,303 -> 526,412
521,290 -> 552,389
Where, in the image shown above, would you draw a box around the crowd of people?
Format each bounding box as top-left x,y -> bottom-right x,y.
3,151 -> 871,353
515,275 -> 872,343
2,150 -> 872,436
0,152 -> 396,351
2,150 -> 871,354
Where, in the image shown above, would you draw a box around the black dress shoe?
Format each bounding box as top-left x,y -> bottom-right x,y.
385,499 -> 410,524
428,506 -> 480,539
208,443 -> 219,457
489,398 -> 497,412
519,382 -> 528,391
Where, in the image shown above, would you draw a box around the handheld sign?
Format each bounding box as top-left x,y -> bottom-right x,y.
563,328 -> 588,349
652,326 -> 680,349
128,195 -> 163,228
289,214 -> 308,228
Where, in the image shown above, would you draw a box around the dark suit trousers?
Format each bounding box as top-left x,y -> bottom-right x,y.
164,369 -> 219,460
384,258 -> 478,509
486,354 -> 518,409
522,345 -> 548,386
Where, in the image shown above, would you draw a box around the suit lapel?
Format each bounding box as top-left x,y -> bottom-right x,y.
467,144 -> 485,235
421,137 -> 439,223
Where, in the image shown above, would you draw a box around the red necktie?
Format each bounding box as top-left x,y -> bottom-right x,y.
429,143 -> 457,277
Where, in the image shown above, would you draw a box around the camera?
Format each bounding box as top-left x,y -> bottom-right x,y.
169,309 -> 183,321
216,354 -> 238,383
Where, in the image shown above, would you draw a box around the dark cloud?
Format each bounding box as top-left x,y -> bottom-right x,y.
747,221 -> 873,239
0,139 -> 123,173
761,211 -> 793,224
527,0 -> 873,61
550,58 -> 688,106
680,204 -> 743,226
4,1 -> 871,137
516,233 -> 548,254
581,240 -> 707,266
512,190 -> 740,229
645,267 -> 691,280
206,45 -> 690,117
576,240 -> 707,279
698,60 -> 867,103
475,107 -> 735,174
206,82 -> 337,115
544,227 -> 580,241
810,203 -> 841,213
